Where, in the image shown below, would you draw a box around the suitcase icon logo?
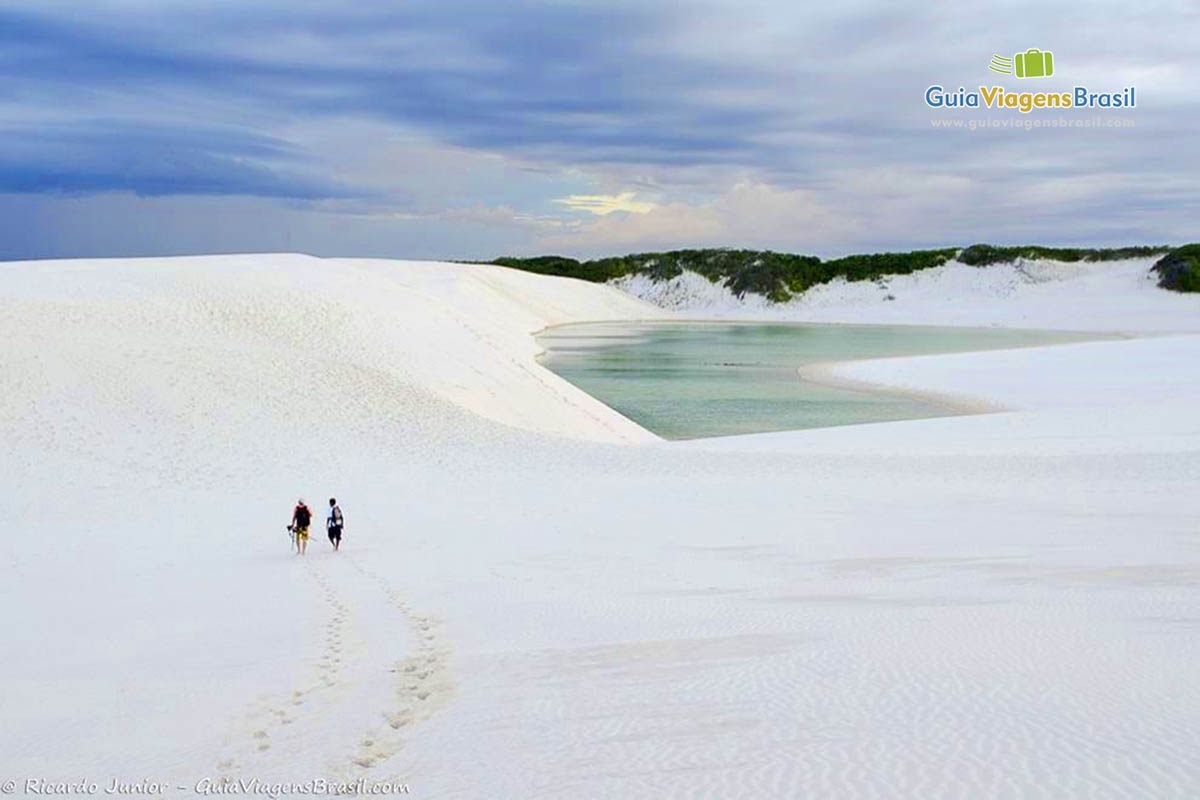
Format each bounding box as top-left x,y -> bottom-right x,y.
989,49 -> 1054,78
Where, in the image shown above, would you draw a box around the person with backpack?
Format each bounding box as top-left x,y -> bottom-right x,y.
290,498 -> 312,555
327,498 -> 344,551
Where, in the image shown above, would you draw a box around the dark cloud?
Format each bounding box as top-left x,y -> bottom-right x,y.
0,0 -> 803,196
0,121 -> 355,198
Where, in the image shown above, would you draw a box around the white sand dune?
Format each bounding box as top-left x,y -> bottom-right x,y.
2,253 -> 1198,799
614,256 -> 1200,332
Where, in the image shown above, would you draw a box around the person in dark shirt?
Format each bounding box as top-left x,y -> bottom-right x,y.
327,498 -> 344,551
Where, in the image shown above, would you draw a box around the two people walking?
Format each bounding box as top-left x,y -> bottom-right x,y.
289,497 -> 344,555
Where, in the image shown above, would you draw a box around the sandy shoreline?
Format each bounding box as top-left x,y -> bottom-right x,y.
797,360 -> 1002,416
795,328 -> 1135,420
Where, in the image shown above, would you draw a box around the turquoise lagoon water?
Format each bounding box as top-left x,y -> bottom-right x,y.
536,321 -> 1099,440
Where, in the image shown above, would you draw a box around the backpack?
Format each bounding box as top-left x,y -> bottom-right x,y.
331,506 -> 343,527
295,505 -> 311,527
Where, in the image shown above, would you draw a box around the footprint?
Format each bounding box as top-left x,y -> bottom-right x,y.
343,557 -> 454,769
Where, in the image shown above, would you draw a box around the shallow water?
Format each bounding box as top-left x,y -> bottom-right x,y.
536,321 -> 1099,439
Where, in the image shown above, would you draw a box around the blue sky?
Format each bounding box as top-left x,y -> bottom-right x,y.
0,0 -> 1195,260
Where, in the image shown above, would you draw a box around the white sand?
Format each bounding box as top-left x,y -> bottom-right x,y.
613,256 -> 1200,332
2,253 -> 1198,798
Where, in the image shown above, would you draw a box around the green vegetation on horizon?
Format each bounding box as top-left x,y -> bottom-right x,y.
956,243 -> 1169,266
486,242 -> 1186,302
1152,244 -> 1200,292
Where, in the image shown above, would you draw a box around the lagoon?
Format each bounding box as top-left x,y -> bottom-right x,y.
536,321 -> 1098,439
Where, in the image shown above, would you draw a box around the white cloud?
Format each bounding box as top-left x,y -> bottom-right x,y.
553,192 -> 657,215
535,181 -> 852,255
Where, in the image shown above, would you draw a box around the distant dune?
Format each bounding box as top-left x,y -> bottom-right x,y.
614,255 -> 1200,332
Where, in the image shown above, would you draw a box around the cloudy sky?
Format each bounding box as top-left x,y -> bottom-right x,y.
1,0 -> 1195,261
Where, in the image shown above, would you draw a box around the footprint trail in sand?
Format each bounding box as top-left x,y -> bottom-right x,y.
215,552 -> 452,778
